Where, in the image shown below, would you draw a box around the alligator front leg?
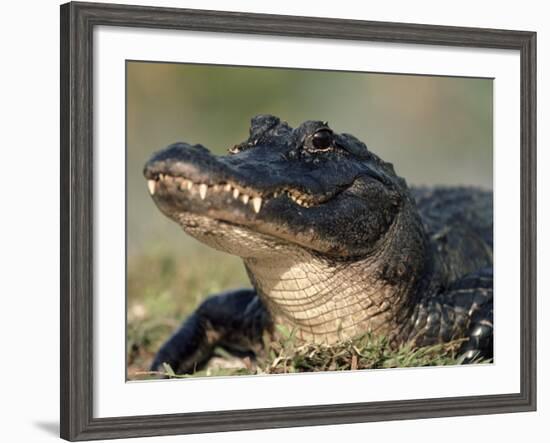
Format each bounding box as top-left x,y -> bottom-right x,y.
403,267 -> 493,363
150,288 -> 272,374
451,268 -> 493,363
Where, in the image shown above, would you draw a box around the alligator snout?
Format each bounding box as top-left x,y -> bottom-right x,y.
144,142 -> 227,184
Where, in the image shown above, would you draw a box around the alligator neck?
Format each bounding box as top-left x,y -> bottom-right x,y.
244,203 -> 430,344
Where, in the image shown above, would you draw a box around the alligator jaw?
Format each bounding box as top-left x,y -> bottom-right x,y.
146,172 -> 329,215
144,167 -> 357,257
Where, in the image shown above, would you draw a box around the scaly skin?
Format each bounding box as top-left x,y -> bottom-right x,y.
143,115 -> 493,373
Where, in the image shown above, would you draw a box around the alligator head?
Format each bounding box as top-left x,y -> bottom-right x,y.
144,115 -> 429,343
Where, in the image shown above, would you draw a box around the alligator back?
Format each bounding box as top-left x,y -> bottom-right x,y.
412,186 -> 493,284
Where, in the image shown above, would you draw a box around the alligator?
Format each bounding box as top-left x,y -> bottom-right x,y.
143,114 -> 493,374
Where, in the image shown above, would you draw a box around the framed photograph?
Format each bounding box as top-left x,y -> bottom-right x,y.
60,1 -> 536,440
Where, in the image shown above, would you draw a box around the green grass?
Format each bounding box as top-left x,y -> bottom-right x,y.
127,252 -> 489,380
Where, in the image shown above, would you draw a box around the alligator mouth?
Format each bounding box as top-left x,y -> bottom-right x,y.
146,172 -> 340,213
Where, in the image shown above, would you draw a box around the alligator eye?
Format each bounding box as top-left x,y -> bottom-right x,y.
311,129 -> 333,150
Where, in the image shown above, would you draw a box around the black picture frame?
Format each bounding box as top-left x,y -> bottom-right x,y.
60,1 -> 537,441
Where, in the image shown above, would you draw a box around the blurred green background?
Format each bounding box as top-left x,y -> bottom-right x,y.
126,61 -> 492,378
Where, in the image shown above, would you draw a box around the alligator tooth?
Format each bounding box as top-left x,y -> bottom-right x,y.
213,184 -> 220,192
252,197 -> 262,213
179,180 -> 188,191
241,194 -> 250,204
186,181 -> 193,190
147,180 -> 156,195
159,173 -> 165,181
233,188 -> 240,199
199,184 -> 208,200
224,184 -> 232,192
